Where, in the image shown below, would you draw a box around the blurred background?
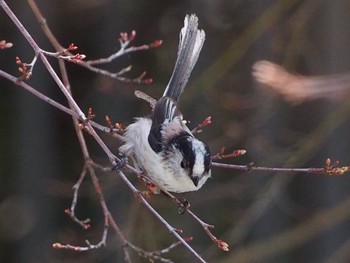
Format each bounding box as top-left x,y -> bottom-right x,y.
1,0 -> 350,262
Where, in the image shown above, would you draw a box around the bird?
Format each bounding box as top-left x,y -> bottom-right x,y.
119,14 -> 211,193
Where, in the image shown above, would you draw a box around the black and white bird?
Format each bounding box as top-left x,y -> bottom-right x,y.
119,14 -> 211,193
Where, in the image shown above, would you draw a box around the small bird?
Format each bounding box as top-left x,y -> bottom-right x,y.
119,14 -> 211,193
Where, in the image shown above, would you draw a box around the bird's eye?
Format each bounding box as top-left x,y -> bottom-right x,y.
180,160 -> 185,168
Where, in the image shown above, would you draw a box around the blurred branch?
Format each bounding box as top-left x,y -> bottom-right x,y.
323,236 -> 350,263
222,193 -> 350,263
253,60 -> 350,104
284,0 -> 323,65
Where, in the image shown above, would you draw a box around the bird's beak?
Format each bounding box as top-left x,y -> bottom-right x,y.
191,176 -> 200,187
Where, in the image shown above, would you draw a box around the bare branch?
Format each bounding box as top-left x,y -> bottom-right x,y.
212,158 -> 350,176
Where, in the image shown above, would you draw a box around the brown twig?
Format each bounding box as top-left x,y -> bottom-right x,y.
0,69 -> 123,140
116,169 -> 207,263
85,30 -> 162,66
125,238 -> 190,263
211,147 -> 246,161
29,0 -> 158,84
130,169 -> 230,252
211,158 -> 350,176
191,116 -> 212,134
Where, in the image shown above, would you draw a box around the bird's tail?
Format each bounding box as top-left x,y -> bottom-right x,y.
162,14 -> 205,101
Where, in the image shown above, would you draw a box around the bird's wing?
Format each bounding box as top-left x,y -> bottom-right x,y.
148,97 -> 192,152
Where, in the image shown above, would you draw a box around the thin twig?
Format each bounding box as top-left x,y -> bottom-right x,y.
212,160 -> 349,176
125,239 -> 187,263
0,69 -> 123,140
117,170 -> 207,263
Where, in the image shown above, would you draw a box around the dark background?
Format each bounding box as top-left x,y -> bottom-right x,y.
1,0 -> 350,262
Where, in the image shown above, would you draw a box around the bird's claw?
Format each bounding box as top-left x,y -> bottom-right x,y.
112,153 -> 128,172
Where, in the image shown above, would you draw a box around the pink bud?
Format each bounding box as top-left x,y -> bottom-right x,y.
0,40 -> 13,49
203,116 -> 212,125
150,40 -> 163,48
68,43 -> 78,50
144,78 -> 153,84
119,32 -> 128,42
217,240 -> 229,251
129,30 -> 136,41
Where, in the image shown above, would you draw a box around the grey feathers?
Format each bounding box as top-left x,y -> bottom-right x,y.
162,14 -> 205,102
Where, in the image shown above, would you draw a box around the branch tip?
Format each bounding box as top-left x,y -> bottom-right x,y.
217,240 -> 229,251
